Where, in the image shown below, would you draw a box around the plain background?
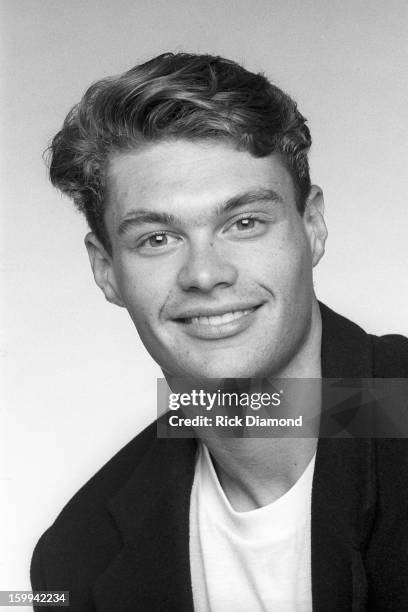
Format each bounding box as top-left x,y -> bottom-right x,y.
1,0 -> 407,593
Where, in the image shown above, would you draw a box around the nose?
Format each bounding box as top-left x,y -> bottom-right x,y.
177,240 -> 238,293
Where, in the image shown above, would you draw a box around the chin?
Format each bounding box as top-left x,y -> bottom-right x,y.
159,340 -> 286,379
176,360 -> 268,380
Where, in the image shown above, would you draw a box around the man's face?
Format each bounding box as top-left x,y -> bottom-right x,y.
90,140 -> 326,378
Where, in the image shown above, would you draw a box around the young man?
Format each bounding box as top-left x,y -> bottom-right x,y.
31,53 -> 408,611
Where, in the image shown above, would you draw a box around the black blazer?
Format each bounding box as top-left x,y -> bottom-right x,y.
31,303 -> 408,611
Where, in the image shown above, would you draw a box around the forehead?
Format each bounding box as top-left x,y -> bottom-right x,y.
106,140 -> 296,221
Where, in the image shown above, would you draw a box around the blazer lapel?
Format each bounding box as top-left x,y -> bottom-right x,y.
92,435 -> 197,611
311,303 -> 376,611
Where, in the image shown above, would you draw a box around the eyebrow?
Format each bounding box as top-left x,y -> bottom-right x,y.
117,188 -> 283,236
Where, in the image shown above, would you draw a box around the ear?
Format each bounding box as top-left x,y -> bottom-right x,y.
84,233 -> 125,307
302,185 -> 328,267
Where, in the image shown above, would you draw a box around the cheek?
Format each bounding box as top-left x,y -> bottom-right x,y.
113,261 -> 156,319
238,229 -> 310,291
113,256 -> 178,329
275,222 -> 311,276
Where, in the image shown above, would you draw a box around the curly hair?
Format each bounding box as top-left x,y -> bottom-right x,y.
48,52 -> 312,253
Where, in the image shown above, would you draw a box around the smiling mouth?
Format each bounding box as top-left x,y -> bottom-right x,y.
179,306 -> 259,327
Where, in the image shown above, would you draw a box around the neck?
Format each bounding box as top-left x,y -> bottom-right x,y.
200,298 -> 322,511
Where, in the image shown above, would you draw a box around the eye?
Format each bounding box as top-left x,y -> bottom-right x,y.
225,214 -> 266,235
146,233 -> 169,247
222,213 -> 269,241
235,217 -> 256,231
139,232 -> 180,250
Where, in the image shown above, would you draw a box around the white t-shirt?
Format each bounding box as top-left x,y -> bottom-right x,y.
189,442 -> 316,612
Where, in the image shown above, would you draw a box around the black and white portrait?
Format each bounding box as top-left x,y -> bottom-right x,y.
2,2 -> 408,610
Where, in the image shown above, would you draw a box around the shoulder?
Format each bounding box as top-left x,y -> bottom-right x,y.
370,333 -> 408,377
368,333 -> 408,493
31,420 -> 157,591
51,418 -> 157,525
319,301 -> 408,377
370,332 -> 408,471
366,334 -> 408,595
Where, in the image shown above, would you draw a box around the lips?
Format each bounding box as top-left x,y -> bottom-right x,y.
172,303 -> 263,340
185,308 -> 256,326
174,303 -> 261,323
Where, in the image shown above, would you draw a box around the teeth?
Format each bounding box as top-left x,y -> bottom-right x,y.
189,308 -> 254,326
